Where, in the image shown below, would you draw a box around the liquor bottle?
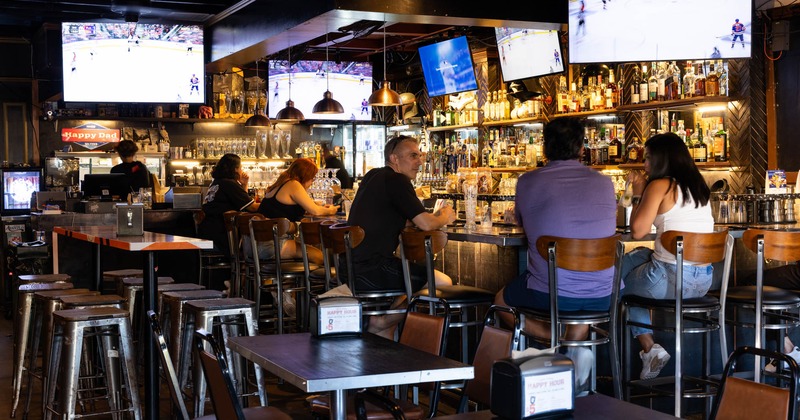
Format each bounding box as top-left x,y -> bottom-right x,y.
582,131 -> 592,165
703,124 -> 715,159
481,137 -> 491,167
502,92 -> 511,120
677,119 -> 686,144
639,64 -> 649,103
597,128 -> 609,164
482,93 -> 491,122
557,76 -> 569,113
717,60 -> 728,96
625,136 -> 643,163
692,123 -> 707,162
714,122 -> 728,161
594,74 -> 606,110
656,62 -> 667,101
572,80 -> 580,112
606,68 -> 619,108
670,113 -> 678,133
648,62 -> 658,102
694,63 -> 706,97
630,66 -> 641,104
526,134 -> 536,166
682,65 -> 695,98
608,129 -> 622,163
706,63 -> 720,97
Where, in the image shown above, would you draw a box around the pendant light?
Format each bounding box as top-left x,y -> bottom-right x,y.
276,45 -> 305,121
244,57 -> 270,127
312,33 -> 344,114
368,21 -> 401,107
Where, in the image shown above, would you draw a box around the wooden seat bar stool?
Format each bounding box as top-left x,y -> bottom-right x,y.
621,230 -> 732,418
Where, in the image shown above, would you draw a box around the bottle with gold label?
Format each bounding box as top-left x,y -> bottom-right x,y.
706,63 -> 720,96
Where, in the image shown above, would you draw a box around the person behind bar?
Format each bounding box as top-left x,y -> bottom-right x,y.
621,132 -> 713,380
493,117 -> 616,390
252,158 -> 338,264
347,135 -> 456,338
111,140 -> 151,196
321,142 -> 353,190
198,153 -> 259,255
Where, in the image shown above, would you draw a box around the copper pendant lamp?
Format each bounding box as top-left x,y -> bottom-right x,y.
276,46 -> 305,121
244,57 -> 270,127
312,33 -> 344,114
368,21 -> 401,107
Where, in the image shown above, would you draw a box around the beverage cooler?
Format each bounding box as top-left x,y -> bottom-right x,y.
53,151 -> 167,185
341,122 -> 388,178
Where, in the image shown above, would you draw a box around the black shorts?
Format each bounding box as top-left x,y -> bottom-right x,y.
345,255 -> 427,293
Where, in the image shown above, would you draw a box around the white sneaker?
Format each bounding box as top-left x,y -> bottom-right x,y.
768,337 -> 800,371
269,291 -> 297,318
640,344 -> 671,380
565,347 -> 593,393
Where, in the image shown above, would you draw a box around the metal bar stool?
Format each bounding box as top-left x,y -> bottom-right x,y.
11,282 -> 73,418
13,274 -> 71,321
44,307 -> 141,420
102,269 -> 144,295
118,276 -> 175,351
515,234 -> 624,398
621,230 -> 733,418
157,283 -> 206,314
183,297 -> 266,417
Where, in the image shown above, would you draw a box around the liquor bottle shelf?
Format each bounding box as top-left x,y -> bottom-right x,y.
616,96 -> 735,112
426,123 -> 479,132
430,192 -> 516,202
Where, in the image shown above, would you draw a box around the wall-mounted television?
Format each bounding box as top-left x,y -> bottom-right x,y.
495,28 -> 564,82
62,22 -> 205,103
568,0 -> 752,63
268,60 -> 373,120
419,36 -> 479,97
1,167 -> 42,216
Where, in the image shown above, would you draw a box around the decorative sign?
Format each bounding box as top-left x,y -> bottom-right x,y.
61,122 -> 120,150
521,370 -> 573,417
765,169 -> 788,194
319,305 -> 361,334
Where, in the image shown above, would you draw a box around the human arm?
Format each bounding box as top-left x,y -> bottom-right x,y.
286,180 -> 338,216
628,174 -> 672,239
412,204 -> 456,231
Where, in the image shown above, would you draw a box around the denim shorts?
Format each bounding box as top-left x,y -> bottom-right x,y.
503,271 -> 611,312
621,247 -> 714,300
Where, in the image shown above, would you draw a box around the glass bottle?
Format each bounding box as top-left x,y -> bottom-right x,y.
558,75 -> 569,113
682,65 -> 695,98
572,80 -> 580,112
656,62 -> 667,101
717,60 -> 728,96
639,64 -> 649,103
630,66 -> 641,104
692,123 -> 707,162
648,62 -> 658,102
594,74 -> 606,110
502,92 -> 511,120
706,63 -> 720,96
481,94 -> 491,122
703,123 -> 715,160
606,68 -> 619,108
714,121 -> 728,161
625,136 -> 643,163
694,63 -> 706,97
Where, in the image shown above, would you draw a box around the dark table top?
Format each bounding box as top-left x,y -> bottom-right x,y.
227,332 -> 474,393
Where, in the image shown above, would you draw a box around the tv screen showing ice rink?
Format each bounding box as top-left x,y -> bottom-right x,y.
496,28 -> 564,82
268,60 -> 373,121
419,36 -> 479,97
568,0 -> 752,63
62,22 -> 205,103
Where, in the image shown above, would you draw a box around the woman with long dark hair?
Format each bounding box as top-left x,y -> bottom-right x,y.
198,154 -> 259,254
254,158 -> 338,264
622,132 -> 714,380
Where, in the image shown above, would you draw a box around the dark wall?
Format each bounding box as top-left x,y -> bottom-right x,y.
774,17 -> 800,172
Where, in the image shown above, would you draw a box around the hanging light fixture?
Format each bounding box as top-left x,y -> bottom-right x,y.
244,57 -> 270,127
368,20 -> 401,107
276,45 -> 305,121
312,33 -> 344,114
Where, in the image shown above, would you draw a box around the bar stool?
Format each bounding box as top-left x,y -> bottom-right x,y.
719,229 -> 800,383
102,269 -> 144,294
44,307 -> 141,420
61,294 -> 127,309
399,228 -> 495,365
298,219 -> 333,296
157,282 -> 206,313
194,209 -> 233,290
13,274 -> 72,334
183,297 -> 266,416
11,282 -> 73,418
161,289 -> 226,395
117,276 -> 175,347
234,212 -> 262,301
514,234 -> 624,398
621,230 -> 733,418
223,210 -> 244,298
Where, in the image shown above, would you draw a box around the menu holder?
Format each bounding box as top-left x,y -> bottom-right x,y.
491,352 -> 575,419
116,203 -> 144,236
309,296 -> 362,338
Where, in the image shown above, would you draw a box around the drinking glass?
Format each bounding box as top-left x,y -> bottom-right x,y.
281,131 -> 293,159
139,187 -> 153,210
270,131 -> 281,159
463,180 -> 478,231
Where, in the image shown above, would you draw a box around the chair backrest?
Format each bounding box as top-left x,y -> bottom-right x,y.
462,305 -> 521,410
711,346 -> 799,420
299,219 -> 323,247
328,224 -> 366,292
742,229 -> 800,263
234,212 -> 263,260
223,210 -> 240,259
194,329 -> 246,420
399,229 -> 447,302
399,297 -> 450,357
318,220 -> 341,287
192,209 -> 205,236
661,230 -> 731,264
147,310 -> 190,420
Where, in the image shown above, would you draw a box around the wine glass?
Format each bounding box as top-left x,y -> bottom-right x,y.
281,131 -> 293,159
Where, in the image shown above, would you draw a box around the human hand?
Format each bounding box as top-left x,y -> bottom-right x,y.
435,205 -> 457,225
626,171 -> 647,195
239,171 -> 250,188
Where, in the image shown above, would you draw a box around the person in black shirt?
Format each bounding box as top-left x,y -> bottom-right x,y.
321,142 -> 353,190
198,153 -> 259,255
110,140 -> 151,196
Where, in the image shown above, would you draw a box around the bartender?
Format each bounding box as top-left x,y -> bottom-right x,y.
111,140 -> 151,194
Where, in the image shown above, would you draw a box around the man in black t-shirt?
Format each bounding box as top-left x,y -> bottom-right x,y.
347,135 -> 456,337
110,140 -> 151,195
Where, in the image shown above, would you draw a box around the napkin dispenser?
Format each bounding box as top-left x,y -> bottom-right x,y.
491,353 -> 575,419
116,203 -> 144,236
309,296 -> 362,337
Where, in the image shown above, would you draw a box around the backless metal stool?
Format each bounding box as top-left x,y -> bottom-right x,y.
24,288 -> 98,418
183,297 -> 265,416
61,294 -> 127,310
102,269 -> 144,294
157,283 -> 205,313
14,274 -> 72,318
160,289 -> 225,395
118,276 -> 175,347
44,307 -> 141,420
10,282 -> 73,418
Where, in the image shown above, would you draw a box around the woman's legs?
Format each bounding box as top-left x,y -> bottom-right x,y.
281,239 -> 325,265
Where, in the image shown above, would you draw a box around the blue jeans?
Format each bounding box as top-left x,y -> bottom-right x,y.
621,247 -> 713,337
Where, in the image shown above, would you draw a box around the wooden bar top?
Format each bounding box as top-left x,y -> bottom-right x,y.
53,225 -> 213,252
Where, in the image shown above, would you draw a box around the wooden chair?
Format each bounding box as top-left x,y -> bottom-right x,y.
193,329 -> 291,420
621,230 -> 733,417
515,234 -> 623,398
399,228 -> 495,364
719,229 -> 800,383
710,346 -> 800,420
193,209 -> 232,290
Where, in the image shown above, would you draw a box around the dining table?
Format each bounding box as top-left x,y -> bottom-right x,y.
52,225 -> 213,420
227,332 -> 475,420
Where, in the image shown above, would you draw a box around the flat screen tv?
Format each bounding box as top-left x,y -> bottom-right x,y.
495,28 -> 564,82
1,167 -> 42,216
419,36 -> 479,97
268,60 -> 373,120
82,173 -> 128,201
62,22 -> 205,103
568,0 -> 752,63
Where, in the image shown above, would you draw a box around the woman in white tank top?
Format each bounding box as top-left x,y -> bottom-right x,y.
620,132 -> 714,380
